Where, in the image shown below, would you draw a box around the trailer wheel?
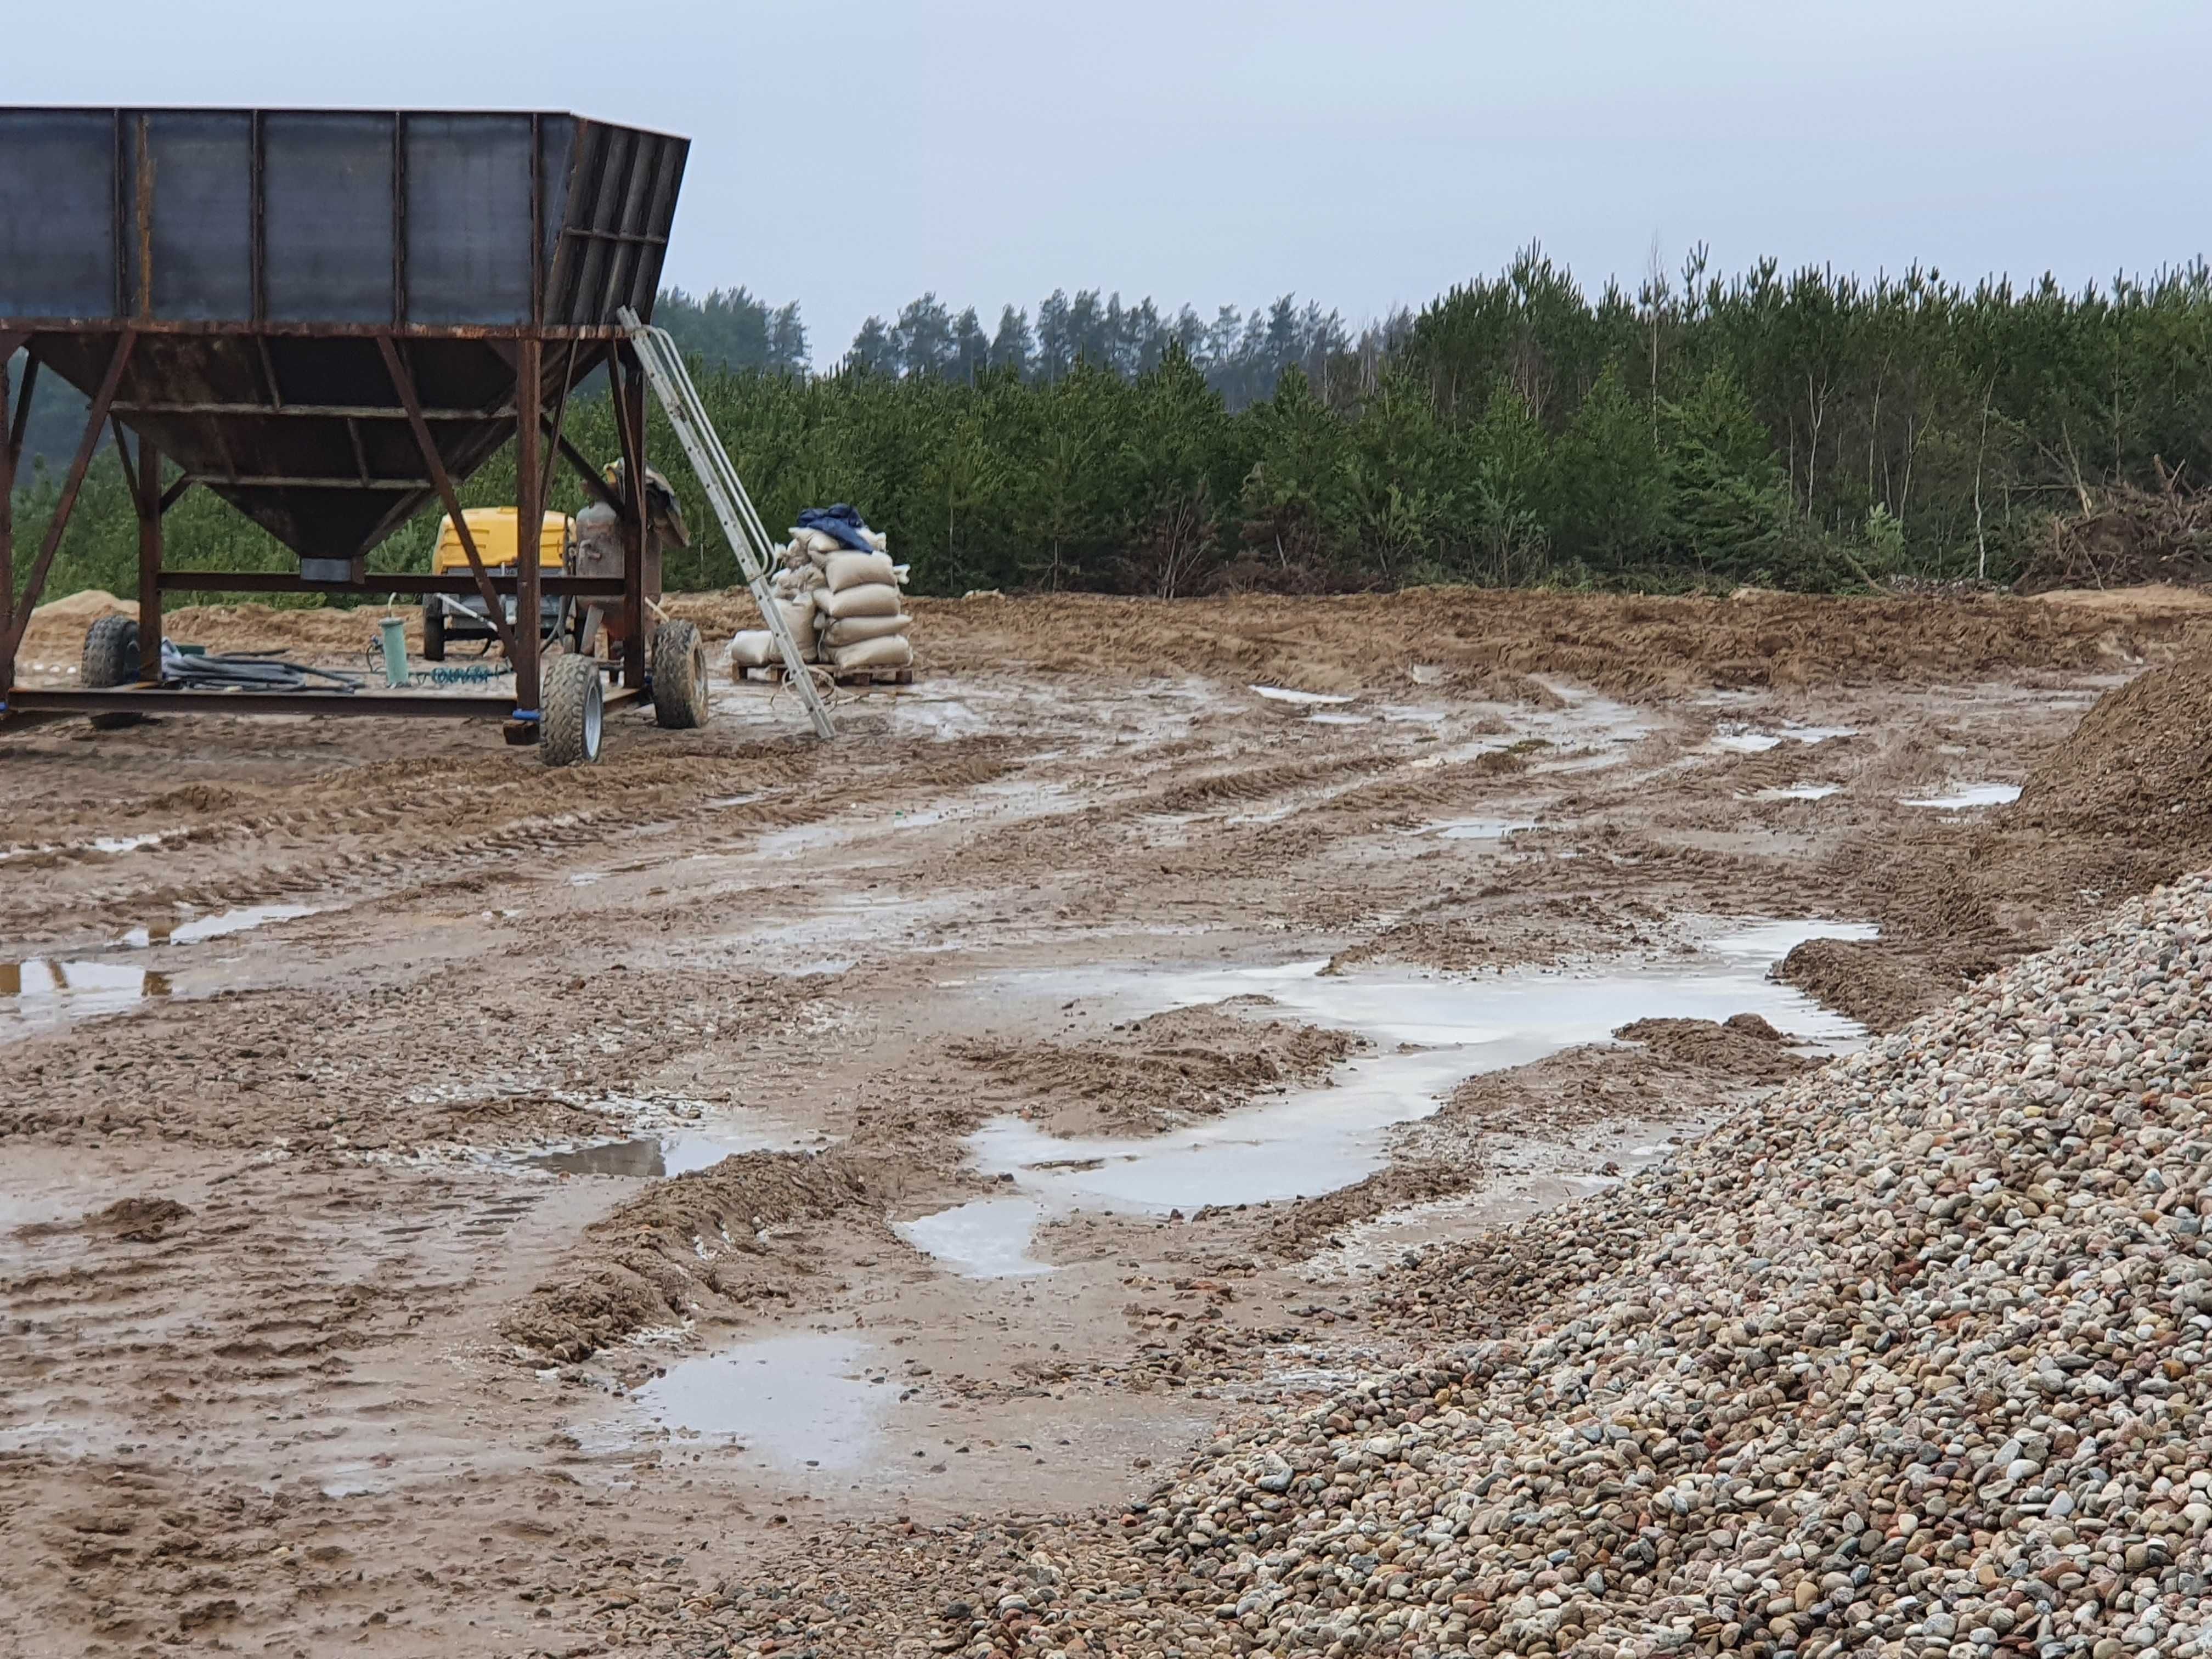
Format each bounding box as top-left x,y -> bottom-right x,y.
540,653 -> 604,767
82,614 -> 144,729
421,600 -> 447,662
651,619 -> 710,729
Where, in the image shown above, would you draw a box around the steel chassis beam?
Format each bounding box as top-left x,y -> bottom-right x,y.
156,571 -> 627,597
3,685 -> 643,721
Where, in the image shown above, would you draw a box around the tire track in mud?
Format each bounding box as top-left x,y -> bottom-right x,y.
0,737 -> 1025,945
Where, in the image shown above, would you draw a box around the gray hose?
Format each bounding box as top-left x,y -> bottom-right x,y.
160,641 -> 363,693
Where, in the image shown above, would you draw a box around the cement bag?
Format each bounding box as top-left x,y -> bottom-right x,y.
791,527 -> 841,556
824,550 -> 898,592
769,565 -> 825,601
821,612 -> 911,647
769,597 -> 818,645
814,581 -> 902,620
830,635 -> 914,672
729,630 -> 779,668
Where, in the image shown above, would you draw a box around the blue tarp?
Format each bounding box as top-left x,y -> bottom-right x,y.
795,504 -> 876,554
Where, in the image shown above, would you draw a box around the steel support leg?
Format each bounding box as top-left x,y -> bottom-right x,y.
130,430 -> 162,682
0,342 -> 21,695
612,346 -> 648,692
0,332 -> 134,673
513,336 -> 542,727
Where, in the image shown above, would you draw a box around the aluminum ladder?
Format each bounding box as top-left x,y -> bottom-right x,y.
617,307 -> 834,740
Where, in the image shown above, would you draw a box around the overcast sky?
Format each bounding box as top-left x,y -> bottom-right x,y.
14,1 -> 2210,365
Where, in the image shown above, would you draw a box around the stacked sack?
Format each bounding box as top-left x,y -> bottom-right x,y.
727,518 -> 913,675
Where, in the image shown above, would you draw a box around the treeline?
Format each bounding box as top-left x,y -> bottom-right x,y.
13,247 -> 2212,611
655,287 -> 809,375
630,248 -> 2212,597
654,282 -> 1373,408
842,291 -> 1376,409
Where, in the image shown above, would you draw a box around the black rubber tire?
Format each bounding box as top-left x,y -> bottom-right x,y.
82,614 -> 144,729
421,601 -> 446,662
539,653 -> 604,768
651,618 -> 710,729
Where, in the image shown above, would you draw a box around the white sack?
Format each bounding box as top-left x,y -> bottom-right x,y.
824,550 -> 898,592
770,597 -> 819,645
863,528 -> 889,554
729,630 -> 779,668
821,612 -> 912,647
830,635 -> 913,671
813,581 -> 903,620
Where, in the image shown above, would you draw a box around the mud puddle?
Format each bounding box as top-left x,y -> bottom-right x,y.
1419,817 -> 1539,839
120,902 -> 315,948
520,1122 -> 815,1180
1747,783 -> 1842,802
1,958 -> 172,1031
1902,783 -> 2021,809
0,830 -> 171,864
1711,723 -> 1857,753
901,919 -> 1873,1274
893,1196 -> 1056,1278
625,1334 -> 892,1469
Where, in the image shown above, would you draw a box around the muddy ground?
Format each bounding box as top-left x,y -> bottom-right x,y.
3,585 -> 2209,1657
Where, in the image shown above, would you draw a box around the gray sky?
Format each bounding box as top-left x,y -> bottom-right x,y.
15,1 -> 2210,366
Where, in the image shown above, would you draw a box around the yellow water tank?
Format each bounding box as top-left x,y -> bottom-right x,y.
431,507 -> 571,573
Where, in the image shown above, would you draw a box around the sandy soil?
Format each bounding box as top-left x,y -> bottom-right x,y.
2,586 -> 2207,1656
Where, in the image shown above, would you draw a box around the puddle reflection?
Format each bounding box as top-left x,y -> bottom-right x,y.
2,959 -> 172,1025
627,1334 -> 889,1466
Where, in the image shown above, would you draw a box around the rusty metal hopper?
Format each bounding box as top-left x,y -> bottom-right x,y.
0,108 -> 687,571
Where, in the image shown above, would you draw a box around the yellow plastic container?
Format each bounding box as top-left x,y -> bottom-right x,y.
431,507 -> 571,573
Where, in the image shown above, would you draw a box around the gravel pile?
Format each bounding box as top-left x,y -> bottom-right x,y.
939,873 -> 2212,1659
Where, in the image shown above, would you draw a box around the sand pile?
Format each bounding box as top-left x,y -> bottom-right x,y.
501,1149 -> 895,1361
1956,649 -> 2212,928
2012,651 -> 2212,848
867,874 -> 2212,1658
950,1002 -> 1364,1136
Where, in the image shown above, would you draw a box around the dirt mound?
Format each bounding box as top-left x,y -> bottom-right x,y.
1918,647 -> 2212,955
662,586 -> 2212,698
949,1002 -> 1363,1136
1609,1012 -> 1811,1081
500,1150 -> 899,1361
14,1197 -> 191,1243
14,597 -> 422,673
2007,647 -> 2212,881
899,588 -> 2208,696
21,583 -> 2205,699
30,588 -> 129,621
1775,936 -> 1957,1032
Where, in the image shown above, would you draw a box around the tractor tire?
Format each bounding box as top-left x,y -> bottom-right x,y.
82,614 -> 144,729
421,601 -> 446,662
651,618 -> 710,730
539,653 -> 604,768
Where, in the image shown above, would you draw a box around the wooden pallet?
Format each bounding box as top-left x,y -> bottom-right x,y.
732,663 -> 916,688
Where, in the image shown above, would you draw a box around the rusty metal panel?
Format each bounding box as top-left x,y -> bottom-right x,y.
262,112 -> 396,324
120,111 -> 254,321
0,110 -> 117,320
403,113 -> 534,325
